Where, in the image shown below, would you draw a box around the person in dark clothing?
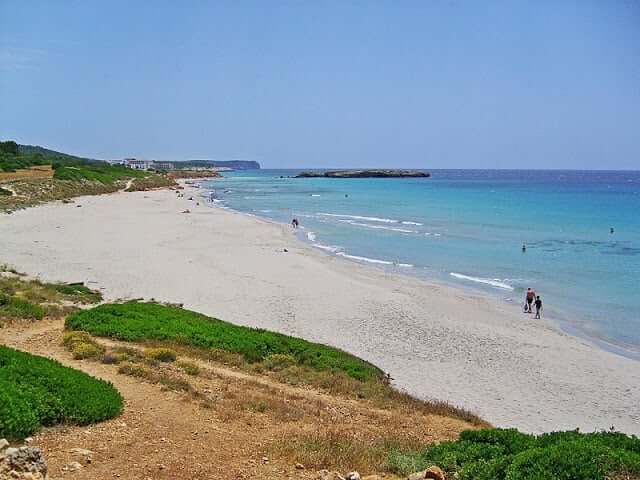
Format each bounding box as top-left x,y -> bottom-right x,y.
535,296 -> 543,319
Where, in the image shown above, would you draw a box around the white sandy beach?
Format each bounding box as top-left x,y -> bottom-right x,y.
1,185 -> 639,435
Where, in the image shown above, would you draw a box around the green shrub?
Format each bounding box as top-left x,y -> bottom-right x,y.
71,342 -> 105,360
118,363 -> 151,378
52,282 -> 102,303
65,301 -> 382,381
144,347 -> 177,363
0,294 -> 46,321
62,330 -> 94,347
0,345 -> 123,439
263,353 -> 296,371
388,428 -> 640,480
176,361 -> 200,376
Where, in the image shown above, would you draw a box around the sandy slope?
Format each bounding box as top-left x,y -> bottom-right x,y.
1,186 -> 639,434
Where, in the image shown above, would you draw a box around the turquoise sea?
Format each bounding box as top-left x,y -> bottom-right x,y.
202,169 -> 640,355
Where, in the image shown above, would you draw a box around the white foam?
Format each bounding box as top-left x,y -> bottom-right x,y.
307,231 -> 317,242
397,263 -> 414,268
317,213 -> 398,223
310,194 -> 321,197
341,220 -> 415,234
450,272 -> 514,291
336,252 -> 394,265
401,221 -> 423,226
312,243 -> 342,253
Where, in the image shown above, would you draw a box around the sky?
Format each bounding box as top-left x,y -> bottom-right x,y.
1,1 -> 639,169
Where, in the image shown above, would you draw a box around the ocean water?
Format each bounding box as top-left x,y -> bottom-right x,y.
201,169 -> 640,354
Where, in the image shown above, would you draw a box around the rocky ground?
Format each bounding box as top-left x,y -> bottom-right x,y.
1,318 -> 469,480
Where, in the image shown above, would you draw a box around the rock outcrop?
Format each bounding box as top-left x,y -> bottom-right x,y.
295,169 -> 430,178
408,465 -> 446,480
0,441 -> 48,480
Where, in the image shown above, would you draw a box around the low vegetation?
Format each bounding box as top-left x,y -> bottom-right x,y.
62,331 -> 106,360
144,347 -> 177,363
1,139 -> 176,211
64,301 -> 485,426
53,163 -> 146,183
0,345 -> 123,439
388,428 -> 640,480
0,268 -> 102,325
125,174 -> 176,191
65,301 -> 382,382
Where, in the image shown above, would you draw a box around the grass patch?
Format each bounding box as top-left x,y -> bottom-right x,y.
279,428 -> 419,475
0,273 -> 101,325
117,362 -> 193,392
53,163 -> 146,184
387,428 -> 640,479
144,347 -> 177,363
62,331 -> 106,359
0,345 -> 123,440
118,362 -> 151,378
176,360 -> 200,376
65,301 -> 382,382
65,301 -> 485,426
0,294 -> 45,321
125,175 -> 176,191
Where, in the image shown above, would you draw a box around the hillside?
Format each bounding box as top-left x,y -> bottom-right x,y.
17,143 -> 97,162
0,140 -> 175,211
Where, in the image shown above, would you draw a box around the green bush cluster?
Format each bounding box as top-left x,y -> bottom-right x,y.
0,294 -> 46,321
176,361 -> 200,376
53,163 -> 146,184
0,345 -> 123,439
144,347 -> 177,363
388,428 -> 640,480
65,301 -> 383,381
52,282 -> 102,302
62,331 -> 106,359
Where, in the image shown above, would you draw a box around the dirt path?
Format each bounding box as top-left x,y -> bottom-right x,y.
1,320 -> 472,480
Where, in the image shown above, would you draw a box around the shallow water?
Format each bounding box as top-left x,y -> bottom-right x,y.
202,169 -> 640,352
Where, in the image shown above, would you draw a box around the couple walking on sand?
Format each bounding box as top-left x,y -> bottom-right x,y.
525,288 -> 543,319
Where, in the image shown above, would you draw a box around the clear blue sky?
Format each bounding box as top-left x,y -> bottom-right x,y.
1,1 -> 639,169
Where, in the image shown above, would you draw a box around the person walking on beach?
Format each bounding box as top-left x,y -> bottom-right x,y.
534,296 -> 543,319
291,218 -> 299,229
525,287 -> 536,313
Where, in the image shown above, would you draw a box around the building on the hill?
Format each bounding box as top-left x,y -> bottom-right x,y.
124,158 -> 153,170
152,161 -> 175,170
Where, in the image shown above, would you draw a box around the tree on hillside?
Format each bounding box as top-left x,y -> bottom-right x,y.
0,140 -> 19,154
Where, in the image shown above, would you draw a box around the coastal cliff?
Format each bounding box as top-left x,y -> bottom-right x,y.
295,169 -> 430,178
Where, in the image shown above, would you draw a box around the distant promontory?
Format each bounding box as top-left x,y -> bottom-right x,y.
295,169 -> 430,178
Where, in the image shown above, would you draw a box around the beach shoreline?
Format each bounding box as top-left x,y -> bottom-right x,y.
196,181 -> 640,363
1,184 -> 639,434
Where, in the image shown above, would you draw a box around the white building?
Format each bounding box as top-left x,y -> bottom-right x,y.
124,158 -> 153,170
152,162 -> 175,170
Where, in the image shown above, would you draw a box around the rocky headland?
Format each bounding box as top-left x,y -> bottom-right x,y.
295,169 -> 430,178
